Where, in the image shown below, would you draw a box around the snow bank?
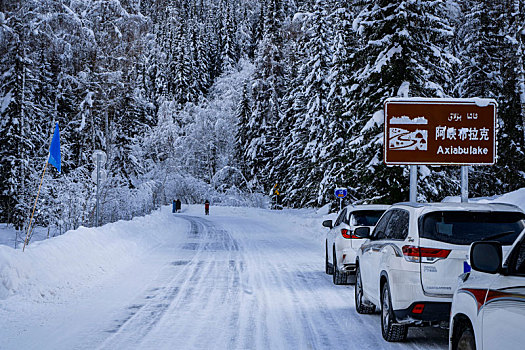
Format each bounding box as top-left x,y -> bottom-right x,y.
0,207 -> 186,301
442,187 -> 525,211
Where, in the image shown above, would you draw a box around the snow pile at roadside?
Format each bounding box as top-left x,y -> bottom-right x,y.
0,207 -> 187,301
443,187 -> 525,211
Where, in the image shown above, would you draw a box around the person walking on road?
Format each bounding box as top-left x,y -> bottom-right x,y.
204,200 -> 210,215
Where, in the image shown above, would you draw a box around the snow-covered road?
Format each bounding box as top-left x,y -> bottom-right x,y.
0,206 -> 448,349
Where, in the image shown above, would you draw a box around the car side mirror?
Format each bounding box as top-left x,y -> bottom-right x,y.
470,241 -> 502,274
322,220 -> 333,229
354,227 -> 370,239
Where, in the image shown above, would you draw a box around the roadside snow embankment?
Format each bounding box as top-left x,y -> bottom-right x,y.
0,207 -> 186,301
443,187 -> 525,211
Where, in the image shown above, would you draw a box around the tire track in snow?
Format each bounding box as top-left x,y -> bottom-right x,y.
101,215 -> 246,350
213,217 -> 448,350
97,212 -> 447,350
96,216 -> 232,349
232,222 -> 339,349
236,231 -> 307,349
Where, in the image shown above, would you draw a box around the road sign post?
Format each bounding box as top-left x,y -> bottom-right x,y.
461,166 -> 469,203
92,150 -> 107,226
384,98 -> 497,202
334,188 -> 347,211
409,165 -> 417,203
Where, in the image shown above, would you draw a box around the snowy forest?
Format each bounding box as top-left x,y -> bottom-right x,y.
1,0 -> 524,236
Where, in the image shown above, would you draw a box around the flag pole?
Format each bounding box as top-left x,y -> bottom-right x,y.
23,160 -> 48,252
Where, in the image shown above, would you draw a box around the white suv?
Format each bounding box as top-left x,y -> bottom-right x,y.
354,202 -> 525,342
450,227 -> 525,350
323,205 -> 389,285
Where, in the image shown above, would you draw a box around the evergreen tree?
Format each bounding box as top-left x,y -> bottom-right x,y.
0,5 -> 44,229
457,0 -> 525,195
343,0 -> 457,203
317,1 -> 355,206
235,82 -> 252,175
273,13 -> 308,206
221,4 -> 239,72
169,20 -> 192,106
243,0 -> 286,191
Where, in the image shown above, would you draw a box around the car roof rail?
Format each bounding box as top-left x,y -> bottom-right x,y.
392,201 -> 523,211
392,202 -> 427,208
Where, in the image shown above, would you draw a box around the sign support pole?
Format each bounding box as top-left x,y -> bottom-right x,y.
96,154 -> 101,226
23,161 -> 48,251
339,198 -> 342,211
409,165 -> 417,203
460,166 -> 469,203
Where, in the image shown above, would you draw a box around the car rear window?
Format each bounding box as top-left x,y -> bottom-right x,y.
349,210 -> 386,226
419,211 -> 525,245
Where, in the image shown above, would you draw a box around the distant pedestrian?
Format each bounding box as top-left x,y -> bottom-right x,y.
176,199 -> 182,213
204,200 -> 210,215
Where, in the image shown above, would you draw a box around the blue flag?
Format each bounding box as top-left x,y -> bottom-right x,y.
48,122 -> 61,173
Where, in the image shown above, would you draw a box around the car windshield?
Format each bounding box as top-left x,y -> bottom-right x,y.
349,210 -> 385,226
420,211 -> 525,245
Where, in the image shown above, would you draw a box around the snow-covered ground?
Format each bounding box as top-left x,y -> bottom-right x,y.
443,187 -> 525,210
0,203 -> 452,349
0,224 -> 50,249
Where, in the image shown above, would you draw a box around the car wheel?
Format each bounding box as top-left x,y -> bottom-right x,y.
455,324 -> 476,350
325,241 -> 333,275
333,248 -> 343,285
355,265 -> 374,314
381,282 -> 408,342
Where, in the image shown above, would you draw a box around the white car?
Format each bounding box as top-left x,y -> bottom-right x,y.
323,205 -> 389,285
449,227 -> 525,350
354,202 -> 525,342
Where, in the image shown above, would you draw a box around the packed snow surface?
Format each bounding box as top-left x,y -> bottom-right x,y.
0,205 -> 450,349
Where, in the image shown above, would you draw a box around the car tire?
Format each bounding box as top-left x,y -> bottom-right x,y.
325,241 -> 333,275
455,324 -> 476,350
332,248 -> 344,285
381,282 -> 408,342
355,265 -> 374,314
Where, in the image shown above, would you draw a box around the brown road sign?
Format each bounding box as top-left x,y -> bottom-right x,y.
384,98 -> 497,165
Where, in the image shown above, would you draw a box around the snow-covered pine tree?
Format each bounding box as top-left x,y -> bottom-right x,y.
169,19 -> 192,107
188,22 -> 210,99
342,0 -> 457,204
221,3 -> 239,72
205,6 -> 224,83
248,2 -> 265,60
0,3 -> 48,231
236,5 -> 253,60
457,0 -> 525,195
235,81 -> 252,176
271,11 -> 308,207
283,0 -> 331,207
243,0 -> 286,191
317,1 -> 356,206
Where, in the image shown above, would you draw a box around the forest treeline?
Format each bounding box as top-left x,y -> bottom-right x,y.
1,0 -> 524,236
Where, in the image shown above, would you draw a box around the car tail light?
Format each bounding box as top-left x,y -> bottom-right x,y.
402,245 -> 451,263
412,303 -> 425,314
341,228 -> 359,239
